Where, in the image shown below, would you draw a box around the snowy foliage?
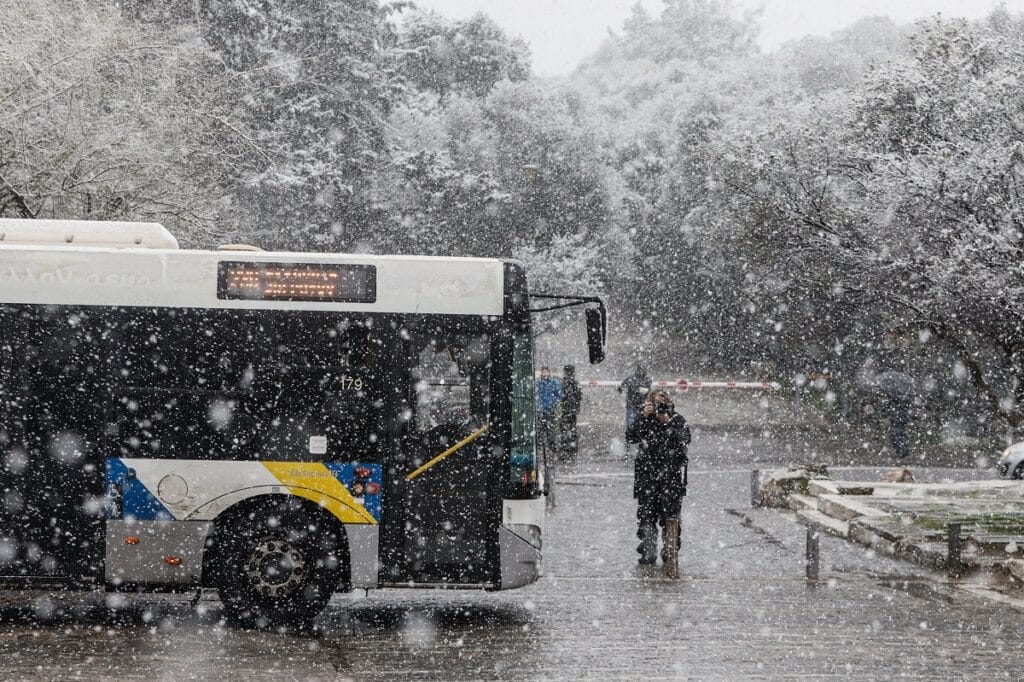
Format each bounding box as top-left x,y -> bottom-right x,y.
6,0 -> 1024,430
193,0 -> 405,250
715,14 -> 1024,429
0,1 -> 249,242
384,77 -> 634,295
398,10 -> 531,99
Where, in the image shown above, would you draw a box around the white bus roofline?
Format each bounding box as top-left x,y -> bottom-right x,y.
0,218 -> 179,250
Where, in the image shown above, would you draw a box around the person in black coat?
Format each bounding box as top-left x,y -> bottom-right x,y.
618,363 -> 651,434
560,365 -> 582,462
626,389 -> 691,565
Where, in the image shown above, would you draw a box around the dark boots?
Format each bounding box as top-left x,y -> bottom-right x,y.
637,523 -> 658,565
638,519 -> 681,566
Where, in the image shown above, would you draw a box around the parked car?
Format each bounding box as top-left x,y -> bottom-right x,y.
996,442 -> 1024,479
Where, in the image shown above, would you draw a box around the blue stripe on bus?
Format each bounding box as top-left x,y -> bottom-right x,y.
106,457 -> 174,521
324,462 -> 383,522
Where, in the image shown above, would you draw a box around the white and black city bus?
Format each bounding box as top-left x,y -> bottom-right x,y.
0,219 -> 606,625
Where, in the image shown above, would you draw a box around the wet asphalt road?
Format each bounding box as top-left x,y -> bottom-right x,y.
1,393 -> 1022,680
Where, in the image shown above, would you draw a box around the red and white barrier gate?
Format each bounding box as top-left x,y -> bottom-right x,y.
580,379 -> 780,393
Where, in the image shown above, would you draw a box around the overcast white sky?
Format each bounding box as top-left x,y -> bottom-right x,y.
408,0 -> 1024,75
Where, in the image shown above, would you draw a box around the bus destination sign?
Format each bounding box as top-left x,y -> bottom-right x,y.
217,262 -> 377,303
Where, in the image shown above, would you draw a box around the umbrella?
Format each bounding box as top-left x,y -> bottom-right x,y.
875,370 -> 915,400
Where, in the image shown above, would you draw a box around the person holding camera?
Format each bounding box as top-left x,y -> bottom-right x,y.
626,389 -> 691,566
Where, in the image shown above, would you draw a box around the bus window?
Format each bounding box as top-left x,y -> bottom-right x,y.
395,327 -> 495,585
107,308 -> 267,460
105,310 -> 381,462
255,316 -> 379,462
509,330 -> 537,493
0,305 -> 106,578
415,343 -> 471,429
412,333 -> 490,454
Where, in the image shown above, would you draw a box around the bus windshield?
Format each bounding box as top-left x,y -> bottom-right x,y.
510,330 -> 537,493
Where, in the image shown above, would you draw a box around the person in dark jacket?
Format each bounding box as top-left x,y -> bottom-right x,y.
626,389 -> 691,565
618,364 -> 651,434
885,397 -> 912,459
876,370 -> 914,460
560,365 -> 582,462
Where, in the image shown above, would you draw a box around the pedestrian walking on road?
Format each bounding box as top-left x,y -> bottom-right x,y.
618,363 -> 651,436
627,389 -> 691,566
536,366 -> 563,458
560,365 -> 582,463
885,397 -> 912,459
876,370 -> 914,460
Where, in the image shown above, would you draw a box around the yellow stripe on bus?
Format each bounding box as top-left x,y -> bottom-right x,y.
262,462 -> 377,525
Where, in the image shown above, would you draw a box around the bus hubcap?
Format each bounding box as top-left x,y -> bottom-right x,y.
246,538 -> 305,598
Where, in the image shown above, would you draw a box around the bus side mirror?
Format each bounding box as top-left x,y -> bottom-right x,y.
586,307 -> 606,364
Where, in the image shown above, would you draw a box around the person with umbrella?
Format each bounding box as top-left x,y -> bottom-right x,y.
876,370 -> 914,459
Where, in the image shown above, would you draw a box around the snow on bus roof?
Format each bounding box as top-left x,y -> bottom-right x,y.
0,233 -> 509,316
0,218 -> 178,250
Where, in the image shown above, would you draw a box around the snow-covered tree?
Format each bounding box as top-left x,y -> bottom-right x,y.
194,0 -> 405,250
715,14 -> 1024,431
568,0 -> 767,367
398,10 -> 531,99
0,1 -> 251,243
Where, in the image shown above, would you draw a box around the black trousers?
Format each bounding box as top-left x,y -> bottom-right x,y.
537,410 -> 558,455
560,412 -> 579,458
636,493 -> 682,561
890,417 -> 910,458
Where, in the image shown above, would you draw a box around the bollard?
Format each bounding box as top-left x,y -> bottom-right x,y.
541,441 -> 556,512
663,518 -> 680,580
805,522 -> 820,580
545,467 -> 556,512
751,469 -> 762,508
947,522 -> 962,578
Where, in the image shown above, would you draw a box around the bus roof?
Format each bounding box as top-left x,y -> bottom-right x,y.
0,220 -> 509,316
0,218 -> 179,249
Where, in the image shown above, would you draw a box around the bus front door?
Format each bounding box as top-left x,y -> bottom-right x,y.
382,332 -> 500,588
394,429 -> 498,586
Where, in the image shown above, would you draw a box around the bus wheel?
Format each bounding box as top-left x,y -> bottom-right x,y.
216,499 -> 345,628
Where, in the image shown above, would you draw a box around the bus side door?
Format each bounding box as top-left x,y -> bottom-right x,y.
381,328 -> 501,587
